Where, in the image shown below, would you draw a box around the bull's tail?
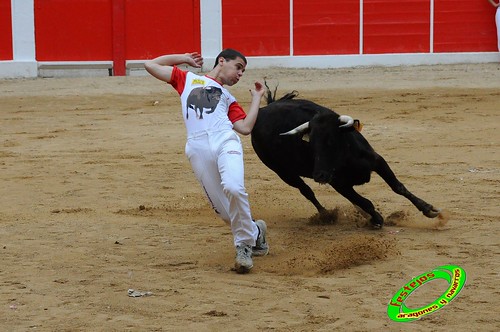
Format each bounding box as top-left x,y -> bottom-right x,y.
264,79 -> 299,105
264,80 -> 278,104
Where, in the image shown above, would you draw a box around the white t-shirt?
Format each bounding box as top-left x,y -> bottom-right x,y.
169,67 -> 246,137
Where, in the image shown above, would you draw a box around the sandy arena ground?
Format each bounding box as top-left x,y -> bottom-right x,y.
1,63 -> 499,331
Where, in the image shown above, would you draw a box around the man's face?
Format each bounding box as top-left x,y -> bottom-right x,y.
220,56 -> 246,86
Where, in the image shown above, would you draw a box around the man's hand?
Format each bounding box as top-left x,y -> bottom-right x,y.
250,81 -> 265,99
145,52 -> 204,83
185,52 -> 204,68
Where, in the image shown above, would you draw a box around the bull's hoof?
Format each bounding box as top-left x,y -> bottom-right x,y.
370,216 -> 384,229
424,207 -> 441,218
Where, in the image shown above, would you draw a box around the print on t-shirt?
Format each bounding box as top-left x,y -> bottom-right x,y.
186,86 -> 223,119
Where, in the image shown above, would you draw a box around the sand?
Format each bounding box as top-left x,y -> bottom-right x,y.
1,63 -> 499,331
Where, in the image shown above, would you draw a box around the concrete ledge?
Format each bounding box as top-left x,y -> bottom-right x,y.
2,54 -> 498,79
38,61 -> 113,70
127,53 -> 500,75
126,61 -> 196,76
126,60 -> 145,70
0,61 -> 38,78
37,61 -> 114,77
126,60 -> 147,76
242,52 -> 500,69
126,60 -> 199,76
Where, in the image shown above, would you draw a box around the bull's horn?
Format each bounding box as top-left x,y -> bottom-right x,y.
280,122 -> 310,135
338,115 -> 354,128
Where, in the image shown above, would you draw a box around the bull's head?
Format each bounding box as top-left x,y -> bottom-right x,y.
280,114 -> 355,184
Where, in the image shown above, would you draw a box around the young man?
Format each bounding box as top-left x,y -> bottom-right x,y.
144,49 -> 269,273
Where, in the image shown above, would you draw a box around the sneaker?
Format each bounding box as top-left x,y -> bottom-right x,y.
235,244 -> 253,274
253,220 -> 269,256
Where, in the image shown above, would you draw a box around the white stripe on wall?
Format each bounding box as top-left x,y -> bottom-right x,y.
430,0 -> 434,53
12,0 -> 35,61
0,0 -> 37,78
290,0 -> 294,56
359,0 -> 364,55
200,0 -> 222,60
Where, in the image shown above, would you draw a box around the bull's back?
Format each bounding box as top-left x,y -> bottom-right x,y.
253,99 -> 329,136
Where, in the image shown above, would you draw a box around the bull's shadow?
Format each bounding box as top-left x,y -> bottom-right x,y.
250,87 -> 441,228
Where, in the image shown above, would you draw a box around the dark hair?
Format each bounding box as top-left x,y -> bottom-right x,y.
213,48 -> 247,68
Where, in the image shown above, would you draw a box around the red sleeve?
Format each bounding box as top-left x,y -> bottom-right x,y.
228,101 -> 247,123
169,66 -> 187,95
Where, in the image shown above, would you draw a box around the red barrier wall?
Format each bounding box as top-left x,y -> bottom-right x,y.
434,0 -> 498,52
222,0 -> 497,56
125,0 -> 200,59
0,0 -> 13,60
222,0 -> 290,56
364,0 -> 430,54
34,0 -> 201,62
294,0 -> 360,55
34,0 -> 113,61
7,0 -> 496,76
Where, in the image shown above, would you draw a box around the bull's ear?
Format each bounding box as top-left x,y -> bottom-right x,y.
353,120 -> 363,132
301,133 -> 310,142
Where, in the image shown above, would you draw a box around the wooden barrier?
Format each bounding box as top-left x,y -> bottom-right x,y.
0,0 -> 498,78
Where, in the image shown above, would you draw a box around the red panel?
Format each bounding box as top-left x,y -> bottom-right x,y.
34,0 -> 113,61
364,0 -> 430,54
125,0 -> 200,59
434,0 -> 497,52
222,0 -> 289,56
113,0 -> 126,75
0,0 -> 13,60
294,0 -> 359,55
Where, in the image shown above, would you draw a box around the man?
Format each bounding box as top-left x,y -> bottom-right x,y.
144,49 -> 268,273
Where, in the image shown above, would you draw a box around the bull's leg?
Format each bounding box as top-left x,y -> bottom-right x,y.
374,155 -> 440,218
278,174 -> 327,214
333,185 -> 384,228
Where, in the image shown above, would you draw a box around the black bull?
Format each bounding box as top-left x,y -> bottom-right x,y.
250,91 -> 440,228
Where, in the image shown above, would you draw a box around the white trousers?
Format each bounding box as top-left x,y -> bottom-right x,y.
185,129 -> 258,247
